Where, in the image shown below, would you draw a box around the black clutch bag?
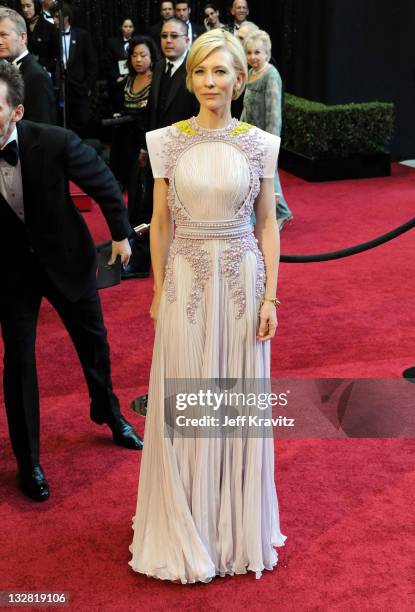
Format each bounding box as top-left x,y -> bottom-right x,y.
96,223 -> 150,289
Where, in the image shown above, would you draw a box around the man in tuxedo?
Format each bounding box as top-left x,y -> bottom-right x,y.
0,62 -> 142,503
147,17 -> 198,132
148,1 -> 174,49
0,7 -> 56,125
41,0 -> 55,24
50,3 -> 97,133
228,0 -> 249,34
174,1 -> 203,44
105,17 -> 135,111
127,17 -> 198,279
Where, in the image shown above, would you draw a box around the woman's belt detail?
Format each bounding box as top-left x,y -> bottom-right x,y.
175,219 -> 253,240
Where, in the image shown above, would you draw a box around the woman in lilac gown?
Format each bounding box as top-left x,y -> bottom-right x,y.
129,29 -> 286,584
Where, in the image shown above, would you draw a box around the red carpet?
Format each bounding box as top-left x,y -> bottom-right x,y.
1,165 -> 415,610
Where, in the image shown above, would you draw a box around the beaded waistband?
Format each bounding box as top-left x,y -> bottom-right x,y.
175,219 -> 253,240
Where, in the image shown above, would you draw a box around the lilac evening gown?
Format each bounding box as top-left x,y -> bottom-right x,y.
129,117 -> 286,583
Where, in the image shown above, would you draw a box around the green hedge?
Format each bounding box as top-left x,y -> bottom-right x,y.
282,94 -> 394,159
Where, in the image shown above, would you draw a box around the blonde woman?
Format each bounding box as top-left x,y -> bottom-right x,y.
129,29 -> 286,584
241,30 -> 293,229
235,19 -> 258,42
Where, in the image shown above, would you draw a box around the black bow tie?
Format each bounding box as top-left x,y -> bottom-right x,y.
0,141 -> 18,166
63,30 -> 71,36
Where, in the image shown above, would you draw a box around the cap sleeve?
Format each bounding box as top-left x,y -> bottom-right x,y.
146,127 -> 169,178
262,132 -> 281,178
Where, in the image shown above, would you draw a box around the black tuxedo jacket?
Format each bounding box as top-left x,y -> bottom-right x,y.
61,27 -> 97,97
27,16 -> 59,76
106,36 -> 128,82
0,121 -> 130,301
188,21 -> 204,42
147,58 -> 199,133
19,53 -> 56,125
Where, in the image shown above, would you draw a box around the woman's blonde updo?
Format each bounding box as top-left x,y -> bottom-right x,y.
186,29 -> 248,100
243,30 -> 272,62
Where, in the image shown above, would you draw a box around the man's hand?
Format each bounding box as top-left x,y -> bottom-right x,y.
108,238 -> 131,266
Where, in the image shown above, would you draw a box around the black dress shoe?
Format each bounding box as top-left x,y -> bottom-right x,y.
19,465 -> 50,502
110,416 -> 143,449
105,415 -> 143,450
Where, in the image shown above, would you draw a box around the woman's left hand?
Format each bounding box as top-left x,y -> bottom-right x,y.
256,302 -> 278,341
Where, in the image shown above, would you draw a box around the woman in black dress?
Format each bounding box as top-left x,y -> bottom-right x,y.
110,35 -> 159,278
20,0 -> 58,76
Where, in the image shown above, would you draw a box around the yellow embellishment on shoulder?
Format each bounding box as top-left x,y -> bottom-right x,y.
230,121 -> 254,136
174,120 -> 197,136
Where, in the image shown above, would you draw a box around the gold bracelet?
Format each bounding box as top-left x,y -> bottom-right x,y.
260,296 -> 281,307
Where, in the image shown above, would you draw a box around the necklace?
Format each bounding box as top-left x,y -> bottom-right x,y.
251,63 -> 270,78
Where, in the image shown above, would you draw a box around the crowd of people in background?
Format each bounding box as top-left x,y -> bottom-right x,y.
0,0 -> 292,280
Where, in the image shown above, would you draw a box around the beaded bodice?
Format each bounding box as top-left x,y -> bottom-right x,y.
164,117 -> 266,223
148,118 -> 275,323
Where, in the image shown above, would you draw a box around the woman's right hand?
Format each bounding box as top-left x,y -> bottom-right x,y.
150,292 -> 162,330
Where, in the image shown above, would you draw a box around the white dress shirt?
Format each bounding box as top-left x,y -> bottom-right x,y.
61,27 -> 72,68
165,50 -> 188,76
12,50 -> 29,69
186,20 -> 193,43
123,38 -> 131,53
0,127 -> 25,223
42,10 -> 54,24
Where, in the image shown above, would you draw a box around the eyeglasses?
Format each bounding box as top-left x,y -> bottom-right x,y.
160,33 -> 187,40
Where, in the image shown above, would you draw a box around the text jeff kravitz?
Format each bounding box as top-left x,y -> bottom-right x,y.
175,415 -> 295,427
